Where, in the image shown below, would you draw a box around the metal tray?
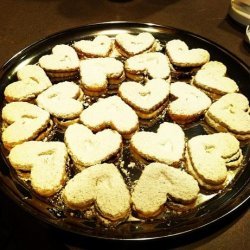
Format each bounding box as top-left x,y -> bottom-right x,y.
0,21 -> 249,240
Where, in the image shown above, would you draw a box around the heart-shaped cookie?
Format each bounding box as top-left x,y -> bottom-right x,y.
115,32 -> 157,57
80,57 -> 125,95
131,122 -> 185,166
132,163 -> 199,218
166,39 -> 210,67
36,81 -> 83,125
63,163 -> 131,222
73,35 -> 112,58
186,133 -> 242,190
80,96 -> 139,139
118,79 -> 170,119
4,65 -> 52,102
9,141 -> 68,196
193,61 -> 239,99
64,123 -> 122,169
2,102 -> 51,150
39,44 -> 80,81
125,52 -> 170,81
205,93 -> 250,140
168,81 -> 211,124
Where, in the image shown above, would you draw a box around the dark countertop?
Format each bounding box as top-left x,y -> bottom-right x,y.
0,0 -> 249,249
0,0 -> 249,67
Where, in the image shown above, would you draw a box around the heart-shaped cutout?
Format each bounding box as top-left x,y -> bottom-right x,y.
36,81 -> 83,122
125,52 -> 170,81
205,93 -> 250,140
4,65 -> 52,102
119,79 -> 170,119
193,61 -> 239,99
9,141 -> 68,196
80,96 -> 139,139
168,81 -> 211,124
73,35 -> 112,58
132,162 -> 199,218
166,39 -> 210,67
64,123 -> 122,169
2,102 -> 51,150
63,163 -> 131,222
115,32 -> 156,57
186,133 -> 242,190
80,57 -> 125,94
131,122 -> 185,166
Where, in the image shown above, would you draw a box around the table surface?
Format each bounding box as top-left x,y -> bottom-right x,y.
0,0 -> 249,249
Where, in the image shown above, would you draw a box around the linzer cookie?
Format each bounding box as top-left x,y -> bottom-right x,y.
166,39 -> 210,79
125,52 -> 170,81
166,39 -> 210,67
9,141 -> 68,196
131,122 -> 185,166
1,102 -> 51,150
63,163 -> 131,223
80,57 -> 125,96
36,81 -> 84,128
64,123 -> 122,170
39,44 -> 80,81
73,35 -> 113,58
4,65 -> 52,103
167,81 -> 211,124
193,61 -> 239,100
118,79 -> 170,119
132,163 -> 199,218
185,133 -> 243,190
80,96 -> 139,139
205,93 -> 250,140
115,32 -> 160,58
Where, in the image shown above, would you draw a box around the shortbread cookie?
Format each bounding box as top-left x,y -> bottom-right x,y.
205,93 -> 250,140
115,32 -> 160,58
80,96 -> 139,139
185,133 -> 243,190
132,163 -> 199,218
64,123 -> 122,170
80,57 -> 125,95
63,163 -> 131,222
4,65 -> 52,102
36,81 -> 83,128
131,122 -> 185,166
167,81 -> 211,124
73,35 -> 112,58
9,141 -> 68,196
118,79 -> 170,119
1,102 -> 51,150
39,44 -> 80,81
193,61 -> 239,99
166,39 -> 210,67
125,52 -> 170,81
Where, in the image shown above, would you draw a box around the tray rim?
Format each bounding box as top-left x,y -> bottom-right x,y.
1,21 -> 249,72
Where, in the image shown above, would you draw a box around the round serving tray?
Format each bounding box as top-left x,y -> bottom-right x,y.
0,21 -> 249,240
